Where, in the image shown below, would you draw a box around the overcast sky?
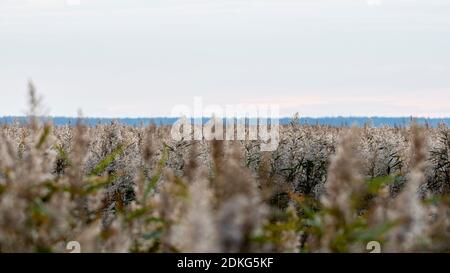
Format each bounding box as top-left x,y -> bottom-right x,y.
1,0 -> 450,117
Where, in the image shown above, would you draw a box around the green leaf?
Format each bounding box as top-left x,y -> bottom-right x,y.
366,175 -> 396,194
53,144 -> 70,165
424,194 -> 450,205
143,144 -> 169,202
0,184 -> 6,196
83,174 -> 117,194
354,221 -> 397,242
35,124 -> 51,150
142,230 -> 163,240
89,144 -> 125,176
125,207 -> 151,222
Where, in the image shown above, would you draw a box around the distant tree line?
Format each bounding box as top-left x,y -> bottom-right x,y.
0,116 -> 449,127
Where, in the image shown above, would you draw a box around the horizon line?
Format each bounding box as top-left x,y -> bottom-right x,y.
2,115 -> 450,120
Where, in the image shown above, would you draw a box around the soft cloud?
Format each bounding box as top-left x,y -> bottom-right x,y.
242,92 -> 450,118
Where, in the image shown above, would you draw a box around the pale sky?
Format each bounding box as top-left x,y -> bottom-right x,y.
1,0 -> 450,118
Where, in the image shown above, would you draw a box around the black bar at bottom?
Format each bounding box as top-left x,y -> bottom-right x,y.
0,253 -> 443,272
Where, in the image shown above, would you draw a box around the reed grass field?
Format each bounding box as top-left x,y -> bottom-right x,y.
0,84 -> 449,253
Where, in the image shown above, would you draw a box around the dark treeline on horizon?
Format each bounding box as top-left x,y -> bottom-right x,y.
1,116 -> 450,128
